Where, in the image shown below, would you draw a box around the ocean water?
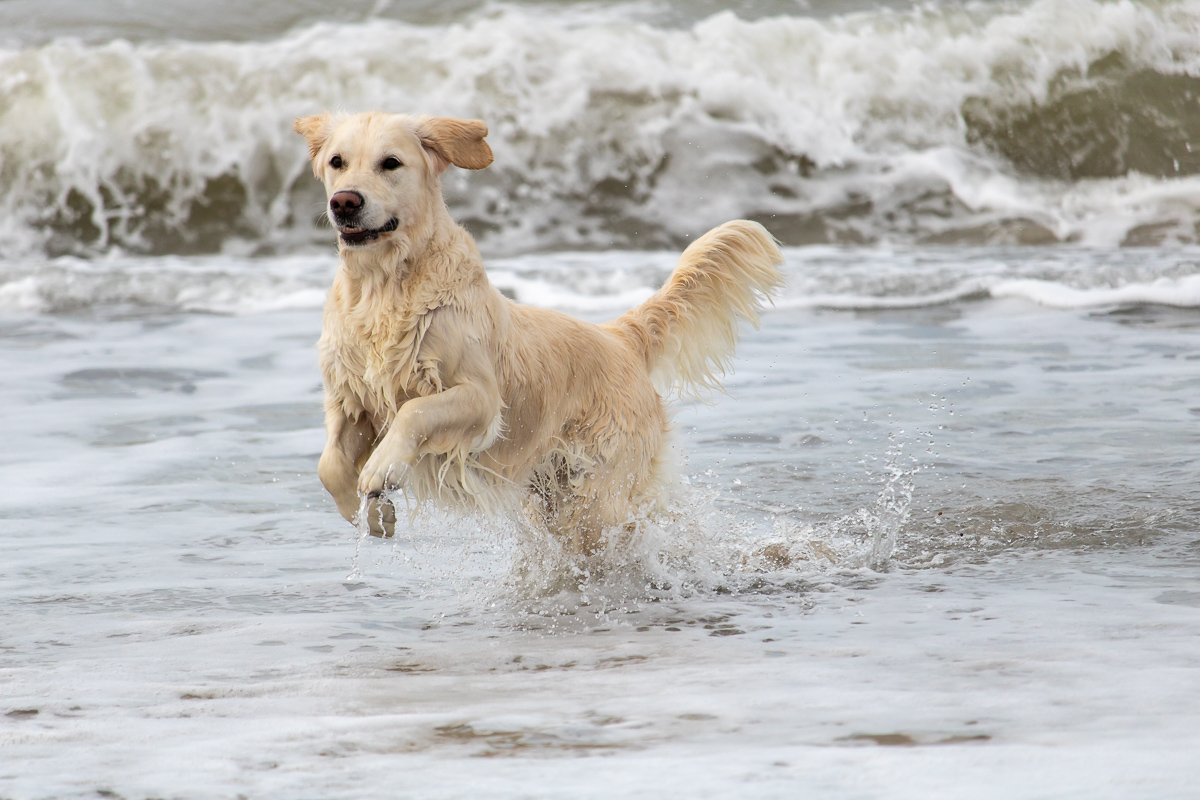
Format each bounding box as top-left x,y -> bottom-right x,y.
3,2 -> 1200,798
2,0 -> 1200,258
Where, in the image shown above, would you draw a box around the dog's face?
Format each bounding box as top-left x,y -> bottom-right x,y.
294,112 -> 492,250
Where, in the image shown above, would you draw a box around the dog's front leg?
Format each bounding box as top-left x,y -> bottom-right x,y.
357,381 -> 500,498
318,407 -> 383,520
320,407 -> 397,536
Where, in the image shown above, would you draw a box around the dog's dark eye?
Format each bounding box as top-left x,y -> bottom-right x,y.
329,155 -> 343,169
381,156 -> 402,171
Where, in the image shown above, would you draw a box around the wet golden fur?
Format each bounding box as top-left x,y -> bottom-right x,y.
295,111 -> 783,552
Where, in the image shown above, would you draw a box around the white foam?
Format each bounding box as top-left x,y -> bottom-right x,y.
3,247 -> 1199,315
0,253 -> 335,314
489,269 -> 657,314
775,274 -> 1200,311
992,274 -> 1200,309
0,0 -> 1199,255
775,279 -> 993,310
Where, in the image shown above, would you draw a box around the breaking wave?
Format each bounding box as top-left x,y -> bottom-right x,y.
1,0 -> 1200,258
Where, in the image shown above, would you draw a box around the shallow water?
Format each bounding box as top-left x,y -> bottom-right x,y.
4,0 -> 1200,793
2,246 -> 1199,798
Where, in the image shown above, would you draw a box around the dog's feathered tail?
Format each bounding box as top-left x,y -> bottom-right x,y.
604,220 -> 785,400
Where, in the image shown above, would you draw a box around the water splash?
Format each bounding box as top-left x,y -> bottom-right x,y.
345,494 -> 379,582
339,406 -> 942,625
866,432 -> 917,570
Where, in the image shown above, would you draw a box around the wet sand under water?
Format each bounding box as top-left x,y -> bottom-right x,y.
2,274 -> 1199,798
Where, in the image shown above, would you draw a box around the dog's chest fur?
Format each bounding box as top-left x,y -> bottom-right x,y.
318,271 -> 443,430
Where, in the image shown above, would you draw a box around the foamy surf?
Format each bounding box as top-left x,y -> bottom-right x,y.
991,274 -> 1200,309
4,246 -> 1198,316
1,0 -> 1199,258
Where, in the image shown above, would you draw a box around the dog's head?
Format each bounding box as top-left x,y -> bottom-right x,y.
294,112 -> 493,251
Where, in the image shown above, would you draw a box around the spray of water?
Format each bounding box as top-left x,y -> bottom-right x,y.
340,417 -> 931,631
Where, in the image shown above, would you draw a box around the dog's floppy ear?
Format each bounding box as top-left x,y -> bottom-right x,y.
415,116 -> 494,174
294,113 -> 334,177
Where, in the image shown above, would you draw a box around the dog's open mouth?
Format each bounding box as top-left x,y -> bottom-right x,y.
339,217 -> 399,246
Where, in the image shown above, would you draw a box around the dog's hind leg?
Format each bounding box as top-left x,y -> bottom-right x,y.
543,436 -> 663,556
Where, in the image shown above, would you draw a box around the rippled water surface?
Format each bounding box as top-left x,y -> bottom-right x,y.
3,247 -> 1199,798
4,0 -> 1200,794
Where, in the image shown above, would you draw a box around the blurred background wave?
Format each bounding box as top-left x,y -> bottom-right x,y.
1,0 -> 1198,259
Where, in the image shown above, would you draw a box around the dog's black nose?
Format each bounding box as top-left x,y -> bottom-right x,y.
329,190 -> 364,219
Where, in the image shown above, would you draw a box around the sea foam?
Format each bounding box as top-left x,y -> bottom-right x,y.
0,0 -> 1199,257
4,246 -> 1198,316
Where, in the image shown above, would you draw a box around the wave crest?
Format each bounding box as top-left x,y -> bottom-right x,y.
1,0 -> 1199,257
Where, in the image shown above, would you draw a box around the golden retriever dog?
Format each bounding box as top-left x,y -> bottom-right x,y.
294,111 -> 783,553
